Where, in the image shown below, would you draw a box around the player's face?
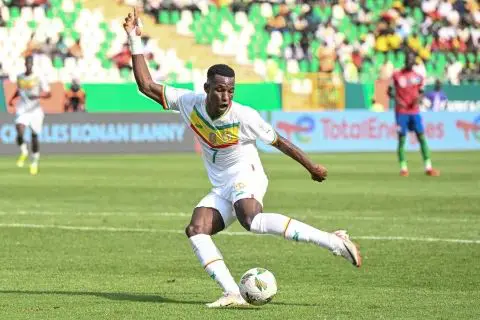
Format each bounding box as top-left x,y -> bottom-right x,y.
25,59 -> 33,73
405,55 -> 415,70
205,74 -> 235,118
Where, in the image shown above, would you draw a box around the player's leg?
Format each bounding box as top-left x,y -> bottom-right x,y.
233,194 -> 361,268
413,114 -> 439,176
15,123 -> 28,167
30,132 -> 40,175
186,193 -> 246,307
396,113 -> 408,176
29,113 -> 44,175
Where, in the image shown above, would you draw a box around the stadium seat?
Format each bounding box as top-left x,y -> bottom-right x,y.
260,3 -> 273,18
9,7 -> 20,20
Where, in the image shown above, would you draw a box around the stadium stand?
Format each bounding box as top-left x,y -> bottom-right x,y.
0,0 -> 478,86
0,0 -> 196,83
146,0 -> 479,85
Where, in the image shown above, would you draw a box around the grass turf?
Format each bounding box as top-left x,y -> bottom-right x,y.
0,152 -> 479,319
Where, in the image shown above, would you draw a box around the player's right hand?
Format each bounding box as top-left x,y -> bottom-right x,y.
309,164 -> 328,183
123,8 -> 142,36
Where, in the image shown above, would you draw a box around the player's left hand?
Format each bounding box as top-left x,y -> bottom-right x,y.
309,164 -> 328,182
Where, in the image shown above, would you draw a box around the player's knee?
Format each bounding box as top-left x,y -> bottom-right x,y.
16,135 -> 24,145
234,199 -> 262,231
31,133 -> 38,140
185,223 -> 210,237
238,215 -> 254,231
237,212 -> 260,231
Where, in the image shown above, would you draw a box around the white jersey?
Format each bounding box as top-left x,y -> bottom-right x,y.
15,73 -> 50,115
163,85 -> 277,188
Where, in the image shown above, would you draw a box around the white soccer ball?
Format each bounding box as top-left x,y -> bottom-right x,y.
238,267 -> 277,306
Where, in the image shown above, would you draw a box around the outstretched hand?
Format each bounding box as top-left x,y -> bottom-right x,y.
123,8 -> 142,36
309,164 -> 328,183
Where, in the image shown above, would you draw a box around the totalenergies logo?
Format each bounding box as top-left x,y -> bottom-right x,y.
276,116 -> 315,143
456,115 -> 480,141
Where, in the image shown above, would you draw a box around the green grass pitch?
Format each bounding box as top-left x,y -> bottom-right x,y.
0,152 -> 479,319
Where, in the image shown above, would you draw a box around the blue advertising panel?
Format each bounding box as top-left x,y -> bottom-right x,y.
0,114 -> 195,154
258,111 -> 480,152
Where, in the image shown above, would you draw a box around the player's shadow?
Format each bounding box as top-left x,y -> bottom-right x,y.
0,290 -> 262,310
0,290 -> 204,305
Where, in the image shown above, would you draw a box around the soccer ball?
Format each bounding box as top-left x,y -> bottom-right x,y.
238,267 -> 277,306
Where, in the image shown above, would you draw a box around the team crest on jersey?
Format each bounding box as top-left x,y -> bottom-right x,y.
234,182 -> 246,191
411,76 -> 422,85
209,132 -> 217,144
398,75 -> 421,88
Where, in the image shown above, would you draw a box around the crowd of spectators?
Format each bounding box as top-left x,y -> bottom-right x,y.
2,0 -> 479,85
141,0 -> 480,84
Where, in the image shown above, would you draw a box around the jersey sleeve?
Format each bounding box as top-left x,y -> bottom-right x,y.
243,108 -> 278,145
419,75 -> 426,89
162,85 -> 195,111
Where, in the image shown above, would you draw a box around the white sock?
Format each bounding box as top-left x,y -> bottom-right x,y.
250,213 -> 341,251
424,159 -> 432,171
189,234 -> 239,294
32,152 -> 40,165
20,143 -> 28,156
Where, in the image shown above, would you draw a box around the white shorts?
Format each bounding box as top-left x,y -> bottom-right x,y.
15,111 -> 45,135
196,172 -> 268,228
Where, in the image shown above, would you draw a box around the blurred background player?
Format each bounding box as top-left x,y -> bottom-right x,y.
388,53 -> 440,177
64,79 -> 87,112
125,9 -> 361,308
424,80 -> 448,112
8,56 -> 51,175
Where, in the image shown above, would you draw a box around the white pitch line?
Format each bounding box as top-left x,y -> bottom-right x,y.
1,223 -> 480,244
0,211 -> 191,217
354,236 -> 480,244
0,211 -> 477,223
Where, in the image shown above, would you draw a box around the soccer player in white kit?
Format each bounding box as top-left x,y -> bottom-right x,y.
8,56 -> 51,175
124,9 -> 362,308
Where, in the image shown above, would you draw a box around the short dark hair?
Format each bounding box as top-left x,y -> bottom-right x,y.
207,64 -> 235,81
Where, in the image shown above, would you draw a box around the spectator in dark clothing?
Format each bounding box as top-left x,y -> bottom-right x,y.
64,80 -> 86,112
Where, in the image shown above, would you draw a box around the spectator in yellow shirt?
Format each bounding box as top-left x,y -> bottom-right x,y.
388,32 -> 402,50
418,47 -> 431,61
407,33 -> 421,52
376,35 -> 389,52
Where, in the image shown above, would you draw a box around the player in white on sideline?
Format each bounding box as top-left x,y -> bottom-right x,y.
124,9 -> 362,308
8,56 -> 51,175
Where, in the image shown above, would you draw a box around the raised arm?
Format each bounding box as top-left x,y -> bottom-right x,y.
124,8 -> 166,108
272,134 -> 328,183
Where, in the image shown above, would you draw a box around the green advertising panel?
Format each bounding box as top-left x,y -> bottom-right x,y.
233,83 -> 281,110
345,82 -> 375,110
83,83 -> 194,113
83,82 -> 281,112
